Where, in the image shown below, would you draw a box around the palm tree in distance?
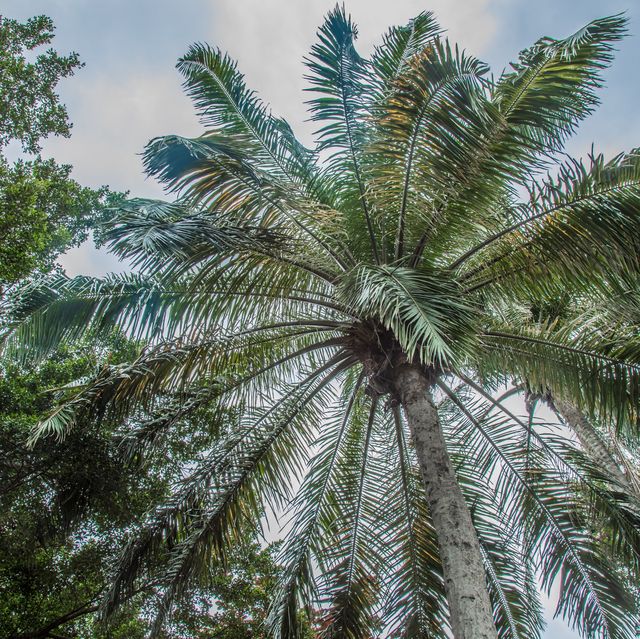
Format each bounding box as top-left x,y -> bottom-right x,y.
6,6 -> 640,638
515,283 -> 640,499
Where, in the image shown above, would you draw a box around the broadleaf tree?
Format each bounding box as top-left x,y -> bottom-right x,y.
0,14 -> 111,287
0,335 -> 311,639
4,7 -> 640,639
0,336 -> 152,639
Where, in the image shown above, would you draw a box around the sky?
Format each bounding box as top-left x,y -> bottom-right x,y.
4,1 -> 640,636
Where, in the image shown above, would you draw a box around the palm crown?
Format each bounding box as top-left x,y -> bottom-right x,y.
5,7 -> 640,639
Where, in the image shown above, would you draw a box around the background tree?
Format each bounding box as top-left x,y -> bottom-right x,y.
169,540 -> 315,639
0,15 -> 110,287
510,282 -> 640,497
0,335 -> 151,639
5,7 -> 640,639
0,333 -> 308,639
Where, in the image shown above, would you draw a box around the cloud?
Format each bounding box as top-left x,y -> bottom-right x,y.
42,70 -> 200,197
60,235 -> 127,277
209,0 -> 500,145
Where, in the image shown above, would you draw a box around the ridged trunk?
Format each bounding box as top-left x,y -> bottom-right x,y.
554,399 -> 633,493
392,364 -> 498,639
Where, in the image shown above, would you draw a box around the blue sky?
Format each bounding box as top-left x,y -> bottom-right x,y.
7,0 -> 640,277
5,1 -> 640,636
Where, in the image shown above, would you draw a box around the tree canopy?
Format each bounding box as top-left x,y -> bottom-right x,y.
0,335 -> 311,639
3,6 -> 640,639
0,15 -> 110,286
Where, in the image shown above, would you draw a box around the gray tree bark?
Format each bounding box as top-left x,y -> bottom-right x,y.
554,399 -> 634,493
393,364 -> 498,639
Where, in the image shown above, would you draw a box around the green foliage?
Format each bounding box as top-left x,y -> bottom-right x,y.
4,6 -> 640,639
170,540 -> 314,639
0,15 -> 113,286
0,157 -> 110,284
0,336 -> 153,638
0,15 -> 79,153
0,334 -> 307,638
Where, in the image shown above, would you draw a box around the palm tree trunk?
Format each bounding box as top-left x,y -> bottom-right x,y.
553,399 -> 633,492
392,364 -> 498,639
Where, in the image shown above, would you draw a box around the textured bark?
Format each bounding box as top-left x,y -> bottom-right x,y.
554,399 -> 633,492
393,364 -> 498,639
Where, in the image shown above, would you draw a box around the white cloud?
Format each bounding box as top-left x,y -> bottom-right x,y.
51,70 -> 202,275
210,0 -> 500,144
41,70 -> 200,197
60,234 -> 127,277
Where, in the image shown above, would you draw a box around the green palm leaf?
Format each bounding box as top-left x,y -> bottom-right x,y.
370,11 -> 442,97
106,353 -> 351,626
177,43 -> 321,197
338,265 -> 475,366
420,15 -> 627,264
315,398 -> 383,639
6,8 -> 640,637
457,150 -> 640,298
370,40 -> 489,261
268,372 -> 366,639
480,323 -> 640,431
305,5 -> 379,264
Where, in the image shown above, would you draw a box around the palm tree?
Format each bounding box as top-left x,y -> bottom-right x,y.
513,279 -> 640,497
5,7 -> 640,638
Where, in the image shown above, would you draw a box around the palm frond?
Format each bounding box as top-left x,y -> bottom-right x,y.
29,326 -> 343,444
559,284 -> 640,367
177,43 -> 322,198
105,351 -> 354,627
339,265 -> 475,366
140,135 -> 352,274
417,15 -> 627,265
2,246 -> 351,363
493,15 -> 626,159
440,380 -> 639,639
479,324 -> 640,432
305,5 -> 379,264
268,371 -> 366,639
457,150 -> 640,297
369,39 -> 489,261
456,373 -> 640,575
2,272 -> 163,361
370,12 -> 442,100
315,398 -> 384,639
104,197 -> 286,268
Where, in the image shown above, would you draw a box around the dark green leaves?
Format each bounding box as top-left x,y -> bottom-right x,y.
0,15 -> 81,154
338,265 -> 475,366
